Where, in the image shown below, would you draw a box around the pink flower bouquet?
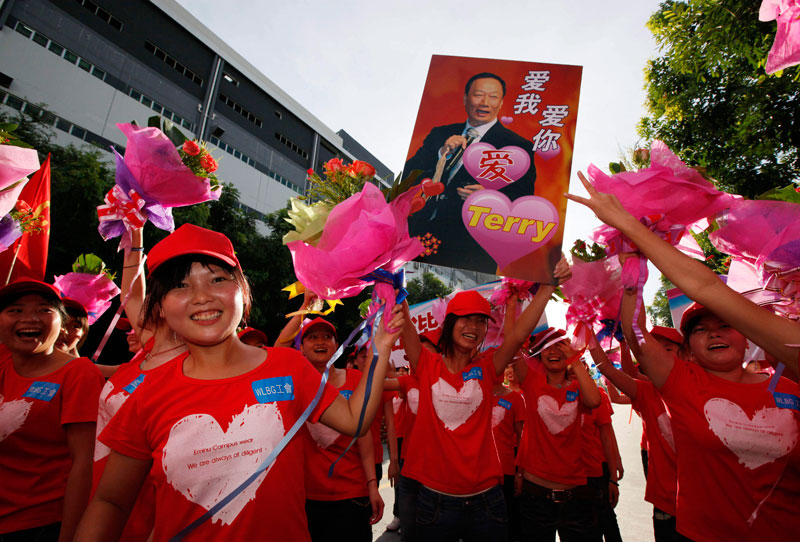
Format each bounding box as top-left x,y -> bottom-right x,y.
287,182 -> 424,306
760,0 -> 800,74
53,272 -> 121,325
0,145 -> 39,218
98,123 -> 220,250
561,257 -> 623,349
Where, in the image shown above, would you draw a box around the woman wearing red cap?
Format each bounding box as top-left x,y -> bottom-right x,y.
77,224 -> 402,542
397,258 -> 570,542
568,176 -> 800,541
55,299 -> 90,358
0,280 -> 105,542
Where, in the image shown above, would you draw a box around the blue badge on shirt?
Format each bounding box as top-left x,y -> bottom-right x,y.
252,377 -> 294,403
566,390 -> 579,402
340,390 -> 353,400
498,398 -> 512,410
122,373 -> 146,394
462,367 -> 483,382
22,381 -> 60,402
773,392 -> 800,412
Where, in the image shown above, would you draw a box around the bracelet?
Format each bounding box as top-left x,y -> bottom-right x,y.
123,264 -> 140,268
609,480 -> 619,486
130,247 -> 144,252
367,479 -> 378,486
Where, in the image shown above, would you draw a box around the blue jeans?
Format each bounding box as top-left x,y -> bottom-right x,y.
398,474 -> 421,542
415,484 -> 508,542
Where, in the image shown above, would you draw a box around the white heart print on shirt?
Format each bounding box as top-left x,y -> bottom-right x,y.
431,378 -> 482,431
406,388 -> 419,415
657,412 -> 676,453
162,403 -> 284,525
491,405 -> 506,428
306,421 -> 341,450
537,395 -> 578,435
94,381 -> 131,461
704,398 -> 799,470
0,394 -> 32,441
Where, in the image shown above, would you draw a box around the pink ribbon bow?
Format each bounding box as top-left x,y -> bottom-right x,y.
97,186 -> 147,231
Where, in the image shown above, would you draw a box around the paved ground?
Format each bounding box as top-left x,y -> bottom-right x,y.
371,404 -> 654,541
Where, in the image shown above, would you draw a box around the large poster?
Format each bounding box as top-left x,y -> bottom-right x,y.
404,55 -> 582,283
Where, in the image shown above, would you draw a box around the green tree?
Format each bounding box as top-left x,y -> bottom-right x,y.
406,271 -> 453,305
639,0 -> 800,198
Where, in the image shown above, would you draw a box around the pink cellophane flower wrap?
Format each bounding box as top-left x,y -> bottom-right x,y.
760,0 -> 800,74
561,258 -> 623,349
98,123 -> 220,250
53,272 -> 121,325
709,198 -> 800,319
0,146 -> 39,218
484,278 -> 535,347
288,183 -> 424,304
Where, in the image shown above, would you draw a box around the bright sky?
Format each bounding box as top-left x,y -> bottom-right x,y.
175,0 -> 667,319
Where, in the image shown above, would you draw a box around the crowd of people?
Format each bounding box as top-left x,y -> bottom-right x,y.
1,173 -> 799,542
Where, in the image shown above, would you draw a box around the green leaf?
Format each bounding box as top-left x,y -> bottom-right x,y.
5,140 -> 33,148
608,162 -> 626,174
147,115 -> 161,128
757,184 -> 800,204
72,253 -> 106,275
0,123 -> 18,132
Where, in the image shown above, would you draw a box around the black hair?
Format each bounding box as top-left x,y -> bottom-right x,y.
64,306 -> 90,349
142,254 -> 251,330
464,72 -> 506,97
437,312 -> 487,358
0,290 -> 68,323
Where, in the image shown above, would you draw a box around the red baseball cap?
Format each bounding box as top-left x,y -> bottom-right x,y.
679,302 -> 714,337
0,280 -> 61,307
419,327 -> 442,346
115,317 -> 133,332
445,291 -> 495,321
301,317 -> 337,341
147,224 -> 240,277
651,325 -> 683,345
238,326 -> 268,345
63,297 -> 89,318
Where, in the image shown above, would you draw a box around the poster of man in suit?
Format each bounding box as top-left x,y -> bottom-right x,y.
404,55 -> 582,283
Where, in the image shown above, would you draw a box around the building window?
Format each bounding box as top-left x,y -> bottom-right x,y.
78,59 -> 92,72
144,41 -> 204,87
63,50 -> 78,64
32,32 -> 48,47
14,22 -> 32,38
274,132 -> 309,160
274,110 -> 282,119
218,93 -> 263,128
48,42 -> 64,55
222,72 -> 239,86
76,0 -> 124,31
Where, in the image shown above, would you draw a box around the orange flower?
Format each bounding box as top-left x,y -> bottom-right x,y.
348,160 -> 376,178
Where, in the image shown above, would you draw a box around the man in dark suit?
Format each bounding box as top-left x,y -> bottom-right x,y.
405,72 -> 536,271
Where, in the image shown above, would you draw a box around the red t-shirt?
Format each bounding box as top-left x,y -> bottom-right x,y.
402,349 -> 503,494
0,349 -> 104,534
519,370 -> 591,486
660,358 -> 800,541
100,347 -> 340,542
397,375 -> 419,460
305,368 -> 370,500
581,388 -> 614,478
92,352 -> 179,541
631,380 -> 677,516
491,389 -> 525,476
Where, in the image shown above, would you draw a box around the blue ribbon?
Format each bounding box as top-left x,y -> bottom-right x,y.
596,319 -> 625,343
170,308 -> 384,541
361,268 -> 408,305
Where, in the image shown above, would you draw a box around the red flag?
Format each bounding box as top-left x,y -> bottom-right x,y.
0,154 -> 51,284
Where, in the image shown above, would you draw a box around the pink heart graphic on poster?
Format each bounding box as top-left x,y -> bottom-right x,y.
500,116 -> 513,126
463,143 -> 531,190
535,147 -> 561,161
462,191 -> 559,269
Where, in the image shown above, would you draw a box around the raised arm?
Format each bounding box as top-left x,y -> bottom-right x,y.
589,342 -> 638,400
399,301 -> 422,372
319,306 -> 403,437
274,289 -> 317,347
494,257 -> 572,376
120,228 -> 147,340
567,171 -> 800,372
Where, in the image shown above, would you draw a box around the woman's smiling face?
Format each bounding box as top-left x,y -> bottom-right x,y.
451,314 -> 488,352
0,294 -> 63,356
160,262 -> 243,346
687,314 -> 747,373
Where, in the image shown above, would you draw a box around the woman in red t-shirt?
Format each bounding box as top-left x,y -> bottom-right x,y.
0,280 -> 104,542
75,224 -> 402,542
513,328 -> 602,541
397,258 -> 570,542
568,175 -> 800,540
